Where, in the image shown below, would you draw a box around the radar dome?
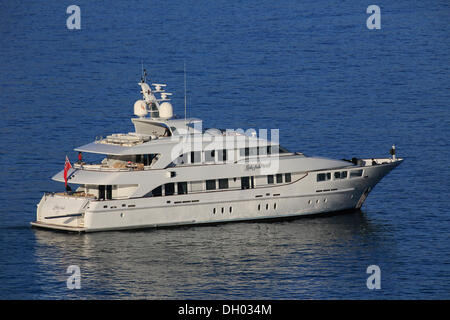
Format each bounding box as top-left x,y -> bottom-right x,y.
159,102 -> 173,119
134,100 -> 147,117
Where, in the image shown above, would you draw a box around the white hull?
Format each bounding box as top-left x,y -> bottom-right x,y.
31,160 -> 401,232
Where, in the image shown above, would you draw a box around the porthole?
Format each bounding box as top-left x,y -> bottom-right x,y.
229,207 -> 232,213
316,199 -> 320,204
308,200 -> 312,205
266,204 -> 269,210
258,204 -> 261,211
324,198 -> 327,203
213,208 -> 216,214
221,207 -> 224,214
120,213 -> 124,218
274,203 -> 277,210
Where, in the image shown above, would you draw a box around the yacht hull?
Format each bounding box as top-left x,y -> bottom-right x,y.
31,159 -> 402,232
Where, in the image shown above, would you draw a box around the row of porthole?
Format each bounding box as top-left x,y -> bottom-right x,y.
308,199 -> 328,205
307,194 -> 354,205
258,203 -> 277,211
213,207 -> 233,214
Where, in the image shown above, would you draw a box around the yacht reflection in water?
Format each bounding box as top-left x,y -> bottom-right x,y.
32,209 -> 392,298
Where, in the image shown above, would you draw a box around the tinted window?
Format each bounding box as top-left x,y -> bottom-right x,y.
285,173 -> 291,183
206,180 -> 216,190
165,183 -> 175,196
218,149 -> 227,162
218,178 -> 229,189
145,185 -> 162,197
241,177 -> 250,189
177,182 -> 188,194
276,174 -> 283,183
350,170 -> 363,178
317,173 -> 329,182
205,150 -> 215,163
190,151 -> 201,163
267,175 -> 274,184
98,185 -> 105,200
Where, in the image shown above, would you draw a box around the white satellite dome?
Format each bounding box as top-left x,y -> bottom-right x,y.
158,102 -> 173,119
134,100 -> 147,117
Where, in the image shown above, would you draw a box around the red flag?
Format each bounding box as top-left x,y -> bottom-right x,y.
64,156 -> 72,188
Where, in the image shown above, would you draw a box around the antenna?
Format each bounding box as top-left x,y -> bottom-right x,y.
140,60 -> 147,83
184,60 -> 187,126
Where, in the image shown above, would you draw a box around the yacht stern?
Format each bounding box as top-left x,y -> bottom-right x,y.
31,192 -> 90,232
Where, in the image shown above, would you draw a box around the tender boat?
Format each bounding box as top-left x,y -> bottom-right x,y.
31,70 -> 403,232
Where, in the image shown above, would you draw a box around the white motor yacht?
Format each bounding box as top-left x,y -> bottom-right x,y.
31,71 -> 403,232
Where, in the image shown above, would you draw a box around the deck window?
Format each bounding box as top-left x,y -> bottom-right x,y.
218,178 -> 229,189
177,182 -> 188,194
205,150 -> 215,163
334,171 -> 348,179
240,148 -> 250,157
258,147 -> 267,156
145,185 -> 162,197
249,147 -> 258,156
276,174 -> 283,183
106,185 -> 112,200
241,176 -> 250,189
350,169 -> 363,178
206,179 -> 216,190
164,183 -> 175,196
317,173 -> 331,182
267,175 -> 274,184
98,185 -> 105,200
285,173 -> 291,183
190,151 -> 201,163
217,149 -> 227,162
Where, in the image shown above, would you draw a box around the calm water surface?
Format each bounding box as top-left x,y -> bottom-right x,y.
0,1 -> 449,299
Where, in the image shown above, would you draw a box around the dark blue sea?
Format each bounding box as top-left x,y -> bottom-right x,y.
0,0 -> 449,299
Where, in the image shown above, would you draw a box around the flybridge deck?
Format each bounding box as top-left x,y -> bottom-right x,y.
96,133 -> 153,147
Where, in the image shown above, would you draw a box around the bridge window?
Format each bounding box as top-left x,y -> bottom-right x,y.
334,171 -> 348,179
350,169 -> 363,178
317,172 -> 331,182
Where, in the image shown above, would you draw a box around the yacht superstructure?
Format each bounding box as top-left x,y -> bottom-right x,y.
31,71 -> 403,232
